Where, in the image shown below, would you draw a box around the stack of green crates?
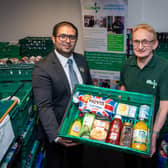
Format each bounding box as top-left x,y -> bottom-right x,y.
0,136 -> 23,168
0,100 -> 19,164
20,117 -> 37,167
0,103 -> 39,168
0,82 -> 33,135
0,64 -> 34,82
58,84 -> 155,156
24,140 -> 40,168
156,32 -> 168,60
0,42 -> 20,59
155,42 -> 168,60
19,37 -> 54,57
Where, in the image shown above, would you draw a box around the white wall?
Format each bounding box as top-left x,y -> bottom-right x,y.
128,0 -> 168,32
0,0 -> 168,53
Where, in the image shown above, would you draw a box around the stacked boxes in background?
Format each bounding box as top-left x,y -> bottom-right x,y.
0,37 -> 50,167
0,42 -> 20,60
19,117 -> 38,167
156,32 -> 168,136
19,37 -> 54,57
0,137 -> 23,168
0,82 -> 33,135
156,32 -> 168,60
0,64 -> 34,82
126,28 -> 133,57
0,100 -> 18,163
0,37 -> 53,82
0,82 -> 45,168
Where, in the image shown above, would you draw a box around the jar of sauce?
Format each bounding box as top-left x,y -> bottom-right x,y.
106,115 -> 123,145
119,122 -> 133,147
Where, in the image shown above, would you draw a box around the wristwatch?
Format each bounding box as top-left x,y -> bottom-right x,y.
54,137 -> 60,143
153,130 -> 159,138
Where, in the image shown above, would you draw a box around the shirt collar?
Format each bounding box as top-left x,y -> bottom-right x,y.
54,49 -> 73,67
130,54 -> 157,68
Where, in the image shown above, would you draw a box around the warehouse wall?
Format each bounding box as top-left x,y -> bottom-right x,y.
0,0 -> 168,54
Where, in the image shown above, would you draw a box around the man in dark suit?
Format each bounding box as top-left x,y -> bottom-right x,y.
32,21 -> 92,168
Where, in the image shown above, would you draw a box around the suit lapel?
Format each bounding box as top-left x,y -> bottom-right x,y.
50,52 -> 71,94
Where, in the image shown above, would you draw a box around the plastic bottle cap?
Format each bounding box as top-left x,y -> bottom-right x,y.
79,113 -> 83,117
124,122 -> 132,126
114,114 -> 121,119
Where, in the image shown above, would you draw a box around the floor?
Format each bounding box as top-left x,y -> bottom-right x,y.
83,145 -> 125,168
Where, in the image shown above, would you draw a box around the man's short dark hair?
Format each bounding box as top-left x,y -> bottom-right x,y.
52,21 -> 78,38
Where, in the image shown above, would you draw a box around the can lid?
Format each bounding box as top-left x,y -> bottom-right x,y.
138,105 -> 150,120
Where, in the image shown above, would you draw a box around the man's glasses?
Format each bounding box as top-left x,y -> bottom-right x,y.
56,34 -> 77,42
133,39 -> 154,47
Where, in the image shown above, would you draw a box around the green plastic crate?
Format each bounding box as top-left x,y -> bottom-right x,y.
17,99 -> 33,135
0,82 -> 33,135
23,140 -> 40,168
0,42 -> 9,47
58,84 -> 155,156
19,36 -> 53,57
0,100 -> 19,163
0,136 -> 23,168
20,117 -> 37,167
0,44 -> 20,59
0,82 -> 32,110
0,64 -> 33,82
0,100 -> 19,137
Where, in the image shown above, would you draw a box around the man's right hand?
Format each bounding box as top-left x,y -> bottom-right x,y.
56,137 -> 81,147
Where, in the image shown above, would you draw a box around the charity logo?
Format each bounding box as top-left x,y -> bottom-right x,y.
146,80 -> 157,88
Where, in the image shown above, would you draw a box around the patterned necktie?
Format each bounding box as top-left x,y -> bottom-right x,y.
67,59 -> 79,90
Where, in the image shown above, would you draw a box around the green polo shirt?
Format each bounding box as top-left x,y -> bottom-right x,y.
120,54 -> 168,135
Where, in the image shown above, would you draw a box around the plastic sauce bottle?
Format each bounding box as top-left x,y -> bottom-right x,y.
68,114 -> 83,137
132,118 -> 148,151
106,115 -> 123,145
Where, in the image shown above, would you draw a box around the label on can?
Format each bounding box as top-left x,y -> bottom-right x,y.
139,105 -> 150,120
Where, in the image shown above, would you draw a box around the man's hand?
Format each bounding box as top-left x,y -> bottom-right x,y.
56,137 -> 81,147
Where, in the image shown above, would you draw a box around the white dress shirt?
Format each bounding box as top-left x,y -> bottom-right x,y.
54,49 -> 83,92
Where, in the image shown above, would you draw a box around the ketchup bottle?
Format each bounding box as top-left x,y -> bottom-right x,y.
106,115 -> 123,145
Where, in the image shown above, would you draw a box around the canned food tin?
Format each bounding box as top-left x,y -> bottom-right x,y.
139,105 -> 150,120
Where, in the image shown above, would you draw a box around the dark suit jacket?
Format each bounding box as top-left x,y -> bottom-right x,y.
32,51 -> 92,142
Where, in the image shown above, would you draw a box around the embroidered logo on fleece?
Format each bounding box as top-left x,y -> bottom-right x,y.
146,80 -> 157,88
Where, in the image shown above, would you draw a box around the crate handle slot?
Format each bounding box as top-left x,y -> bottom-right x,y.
127,97 -> 130,101
8,83 -> 24,100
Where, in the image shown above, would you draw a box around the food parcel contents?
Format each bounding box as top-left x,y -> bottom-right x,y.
139,105 -> 150,120
132,118 -> 148,151
68,114 -> 82,137
132,106 -> 149,151
59,84 -> 155,156
78,94 -> 115,118
106,115 -> 123,145
79,113 -> 95,138
89,119 -> 110,142
115,103 -> 137,118
119,122 -> 133,147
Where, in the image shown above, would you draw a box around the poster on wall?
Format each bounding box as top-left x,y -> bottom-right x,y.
80,0 -> 128,89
